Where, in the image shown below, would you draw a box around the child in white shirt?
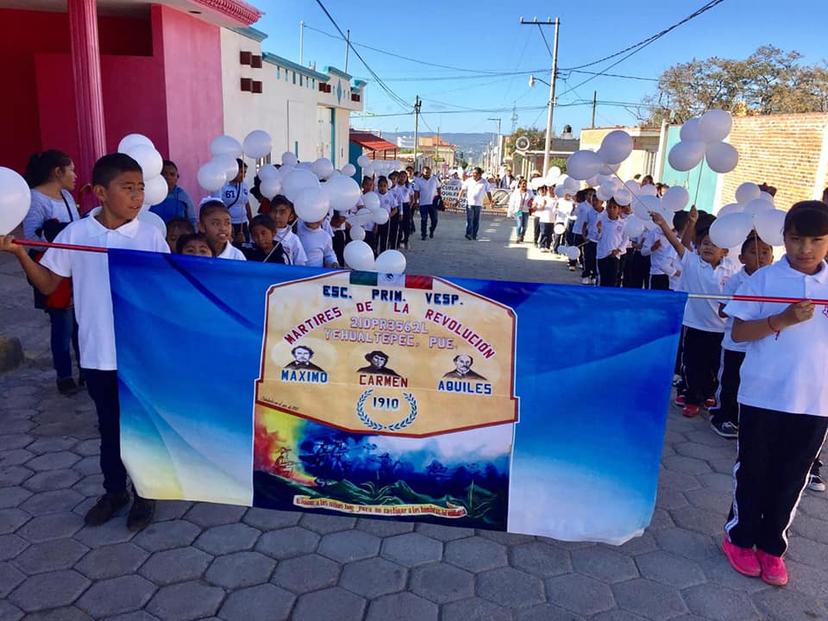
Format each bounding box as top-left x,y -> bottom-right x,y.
199,201 -> 246,261
215,159 -> 252,243
298,219 -> 339,268
652,207 -> 739,417
269,196 -> 307,266
1,153 -> 170,532
721,201 -> 828,587
596,199 -> 628,287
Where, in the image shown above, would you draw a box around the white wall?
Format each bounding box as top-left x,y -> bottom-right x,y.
219,29 -> 362,168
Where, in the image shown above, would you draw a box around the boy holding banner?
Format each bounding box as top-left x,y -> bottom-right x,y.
0,153 -> 170,531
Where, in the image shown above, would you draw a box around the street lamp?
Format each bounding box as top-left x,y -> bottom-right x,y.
528,75 -> 550,89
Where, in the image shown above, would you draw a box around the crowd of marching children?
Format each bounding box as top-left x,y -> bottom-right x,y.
2,148 -> 827,588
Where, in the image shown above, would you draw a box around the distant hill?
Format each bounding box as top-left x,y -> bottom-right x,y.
376,132 -> 496,163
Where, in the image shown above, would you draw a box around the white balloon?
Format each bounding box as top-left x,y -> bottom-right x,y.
372,209 -> 390,225
258,164 -> 279,183
282,168 -> 320,202
553,223 -> 566,235
362,192 -> 381,212
565,246 -> 580,261
596,185 -> 614,201
680,118 -> 703,142
566,150 -> 602,180
705,142 -> 739,174
282,151 -> 298,167
554,185 -> 567,198
668,140 -> 705,172
357,155 -> 371,168
295,187 -> 330,223
735,182 -> 761,204
743,198 -> 774,217
341,163 -> 357,177
243,130 -> 272,159
0,167 -> 32,235
326,176 -> 361,212
709,212 -> 753,249
349,224 -> 366,241
210,135 -> 243,158
564,177 -> 580,193
717,203 -> 743,217
197,161 -> 227,192
556,245 -> 568,255
598,130 -> 634,165
260,178 -> 282,200
353,209 -> 374,226
213,153 -> 240,182
661,186 -> 690,212
639,183 -> 658,197
624,180 -> 641,196
126,144 -> 163,179
138,209 -> 166,236
699,109 -> 733,143
118,133 -> 153,154
624,216 -> 645,238
546,166 -> 562,181
613,188 -> 633,206
312,158 -> 335,180
759,191 -> 775,204
586,175 -> 601,188
343,240 -> 375,270
375,250 -> 406,274
143,174 -> 168,206
753,208 -> 786,246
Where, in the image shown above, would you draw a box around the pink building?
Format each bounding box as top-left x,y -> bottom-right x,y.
0,0 -> 365,202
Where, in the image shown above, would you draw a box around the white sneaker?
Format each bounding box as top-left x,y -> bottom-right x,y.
809,474 -> 826,492
581,277 -> 590,285
589,277 -> 597,285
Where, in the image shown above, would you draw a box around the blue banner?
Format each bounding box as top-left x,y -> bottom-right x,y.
110,249 -> 685,544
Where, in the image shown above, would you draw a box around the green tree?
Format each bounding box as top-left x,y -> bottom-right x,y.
505,127 -> 546,152
641,45 -> 828,124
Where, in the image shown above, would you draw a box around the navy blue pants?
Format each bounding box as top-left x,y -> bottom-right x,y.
83,369 -> 128,494
420,204 -> 438,238
47,307 -> 80,380
466,205 -> 482,238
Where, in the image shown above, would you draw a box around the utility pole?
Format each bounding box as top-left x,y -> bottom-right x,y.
413,96 -> 422,172
299,20 -> 304,66
487,117 -> 501,169
344,29 -> 350,73
591,90 -> 597,128
520,17 -> 559,176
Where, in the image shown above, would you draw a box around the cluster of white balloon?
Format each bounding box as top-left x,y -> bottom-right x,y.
709,182 -> 784,247
667,110 -> 738,174
116,134 -> 169,235
193,133 -> 406,274
355,155 -> 403,180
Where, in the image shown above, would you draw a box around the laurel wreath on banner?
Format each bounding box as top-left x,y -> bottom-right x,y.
355,390 -> 418,432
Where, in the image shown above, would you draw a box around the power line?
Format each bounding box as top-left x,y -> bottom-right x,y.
556,0 -> 726,99
537,23 -> 553,57
312,1 -> 411,111
353,99 -> 662,119
565,0 -> 726,71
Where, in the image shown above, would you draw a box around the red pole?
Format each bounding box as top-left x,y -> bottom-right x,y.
68,0 -> 107,212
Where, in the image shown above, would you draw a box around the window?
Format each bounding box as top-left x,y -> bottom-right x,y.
300,75 -> 303,87
292,72 -> 296,84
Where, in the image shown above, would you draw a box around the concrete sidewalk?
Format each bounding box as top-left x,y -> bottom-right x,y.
1,213 -> 826,620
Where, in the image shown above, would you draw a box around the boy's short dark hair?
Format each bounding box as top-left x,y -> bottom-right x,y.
250,214 -> 276,233
270,195 -> 294,212
92,153 -> 142,187
574,189 -> 586,202
162,160 -> 177,170
199,200 -> 229,221
166,217 -> 193,234
740,231 -> 770,254
673,210 -> 690,233
696,224 -> 713,245
176,233 -> 213,255
785,200 -> 828,236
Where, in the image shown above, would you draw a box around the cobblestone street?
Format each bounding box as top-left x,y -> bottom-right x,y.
1,212 -> 827,620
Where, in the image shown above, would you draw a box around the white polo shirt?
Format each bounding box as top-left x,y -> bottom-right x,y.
413,176 -> 440,205
573,201 -> 590,236
721,268 -> 750,353
40,208 -> 170,371
462,177 -> 490,206
679,250 -> 739,332
586,207 -> 604,242
378,190 -> 396,215
274,227 -> 308,266
596,213 -> 628,260
724,257 -> 828,416
217,242 -> 247,261
395,184 -> 413,205
641,228 -> 678,276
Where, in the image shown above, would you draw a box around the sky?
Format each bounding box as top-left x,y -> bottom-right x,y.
254,0 -> 828,136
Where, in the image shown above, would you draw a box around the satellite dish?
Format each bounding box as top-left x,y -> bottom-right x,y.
515,136 -> 530,151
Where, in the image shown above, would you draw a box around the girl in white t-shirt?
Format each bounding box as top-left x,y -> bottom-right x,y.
534,187 -> 554,251
720,201 -> 828,588
216,159 -> 253,243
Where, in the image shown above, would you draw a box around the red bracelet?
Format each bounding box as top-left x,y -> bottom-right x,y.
767,315 -> 781,340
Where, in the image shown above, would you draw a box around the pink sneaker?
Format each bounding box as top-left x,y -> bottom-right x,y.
721,538 -> 761,577
682,404 -> 701,418
756,550 -> 789,586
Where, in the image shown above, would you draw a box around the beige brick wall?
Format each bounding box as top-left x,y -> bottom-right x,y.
720,113 -> 828,210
